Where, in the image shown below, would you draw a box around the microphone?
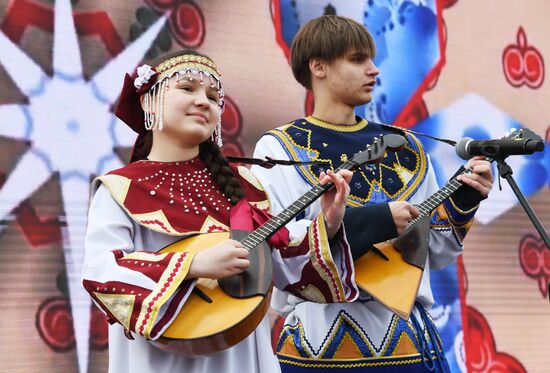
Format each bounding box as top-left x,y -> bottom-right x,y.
455,136 -> 544,160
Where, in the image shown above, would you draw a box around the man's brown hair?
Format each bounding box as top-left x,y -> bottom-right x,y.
290,15 -> 376,89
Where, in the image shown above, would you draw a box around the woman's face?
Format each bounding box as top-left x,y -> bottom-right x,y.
159,73 -> 222,147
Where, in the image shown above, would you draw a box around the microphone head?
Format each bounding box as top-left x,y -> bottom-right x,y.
455,137 -> 473,160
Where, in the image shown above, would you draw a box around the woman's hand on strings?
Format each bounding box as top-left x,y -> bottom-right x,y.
319,169 -> 353,239
188,239 -> 250,279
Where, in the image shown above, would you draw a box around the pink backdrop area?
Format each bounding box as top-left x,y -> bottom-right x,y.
0,1 -> 548,372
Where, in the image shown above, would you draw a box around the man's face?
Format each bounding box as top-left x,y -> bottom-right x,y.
323,50 -> 379,107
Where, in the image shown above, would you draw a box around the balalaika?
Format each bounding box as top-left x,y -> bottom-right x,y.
354,128 -> 526,320
152,134 -> 407,356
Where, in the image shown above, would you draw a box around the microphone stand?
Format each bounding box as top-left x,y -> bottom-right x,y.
492,154 -> 550,250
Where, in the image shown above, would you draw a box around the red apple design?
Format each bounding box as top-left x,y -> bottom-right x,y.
36,297 -> 75,352
169,1 -> 205,48
502,27 -> 545,88
465,306 -> 527,373
143,0 -> 205,47
221,96 -> 242,138
519,233 -> 550,297
90,305 -> 109,350
221,95 -> 244,157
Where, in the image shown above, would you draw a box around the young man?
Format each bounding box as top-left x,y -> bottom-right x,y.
252,15 -> 493,372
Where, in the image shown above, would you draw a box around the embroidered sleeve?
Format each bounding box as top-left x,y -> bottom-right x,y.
82,185 -> 196,340
252,135 -> 358,303
271,215 -> 358,303
429,164 -> 483,243
433,197 -> 477,241
417,156 -> 476,269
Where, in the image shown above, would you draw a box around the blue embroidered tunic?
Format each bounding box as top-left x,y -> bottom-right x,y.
253,116 -> 480,372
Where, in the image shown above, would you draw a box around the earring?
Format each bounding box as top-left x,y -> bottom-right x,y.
212,111 -> 223,146
144,92 -> 153,130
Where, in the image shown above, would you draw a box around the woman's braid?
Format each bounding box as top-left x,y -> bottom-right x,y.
199,141 -> 245,205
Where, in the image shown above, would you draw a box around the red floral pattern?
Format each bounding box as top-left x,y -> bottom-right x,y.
169,1 -> 205,48
36,297 -> 109,352
36,297 -> 75,352
519,233 -> 550,298
464,305 -> 527,373
90,305 -> 109,350
145,0 -> 205,48
502,27 -> 545,89
221,96 -> 244,156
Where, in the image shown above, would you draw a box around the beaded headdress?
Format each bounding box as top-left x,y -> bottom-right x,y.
115,52 -> 225,151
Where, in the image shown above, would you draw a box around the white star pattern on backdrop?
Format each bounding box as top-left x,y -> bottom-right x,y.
0,1 -> 166,371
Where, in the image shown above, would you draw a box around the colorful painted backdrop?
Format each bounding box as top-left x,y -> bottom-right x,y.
0,1 -> 548,372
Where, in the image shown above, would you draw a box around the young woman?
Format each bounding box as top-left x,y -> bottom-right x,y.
81,49 -> 357,373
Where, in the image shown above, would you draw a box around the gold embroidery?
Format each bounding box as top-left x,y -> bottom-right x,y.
156,55 -> 221,81
123,252 -> 169,262
307,116 -> 368,132
137,252 -> 194,338
393,332 -> 418,356
133,210 -> 179,234
299,284 -> 326,303
96,174 -> 131,205
237,165 -> 273,213
237,165 -> 263,190
309,215 -> 345,302
249,200 -> 271,212
94,292 -> 135,330
199,215 -> 229,233
268,127 -> 330,186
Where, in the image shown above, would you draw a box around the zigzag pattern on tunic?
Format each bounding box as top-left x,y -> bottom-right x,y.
276,310 -> 443,361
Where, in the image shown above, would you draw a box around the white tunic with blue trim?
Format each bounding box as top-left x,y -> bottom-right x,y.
252,117 -> 478,370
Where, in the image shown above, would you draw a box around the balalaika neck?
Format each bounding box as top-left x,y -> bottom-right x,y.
405,168 -> 472,231
240,162 -> 356,251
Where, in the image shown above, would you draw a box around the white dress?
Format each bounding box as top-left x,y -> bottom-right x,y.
82,158 -> 358,373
